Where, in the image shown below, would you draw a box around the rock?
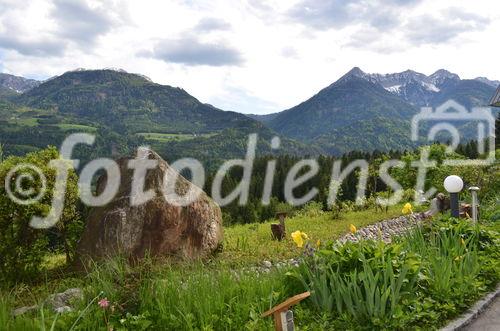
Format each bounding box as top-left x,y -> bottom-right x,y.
262,260 -> 272,269
12,305 -> 38,317
46,288 -> 83,310
54,306 -> 73,314
76,148 -> 223,263
12,288 -> 83,317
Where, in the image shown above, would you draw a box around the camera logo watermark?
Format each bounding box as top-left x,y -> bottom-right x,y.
411,100 -> 496,166
5,163 -> 48,205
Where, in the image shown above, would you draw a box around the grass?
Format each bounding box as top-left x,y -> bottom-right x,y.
221,204 -> 406,266
35,204 -> 409,271
0,258 -> 288,330
55,124 -> 97,132
7,117 -> 38,126
4,115 -> 96,133
139,265 -> 287,330
137,132 -> 217,142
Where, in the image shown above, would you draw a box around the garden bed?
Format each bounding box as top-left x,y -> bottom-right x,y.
286,214 -> 500,330
1,204 -> 498,330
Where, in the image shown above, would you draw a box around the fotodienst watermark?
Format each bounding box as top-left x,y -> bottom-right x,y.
3,100 -> 496,229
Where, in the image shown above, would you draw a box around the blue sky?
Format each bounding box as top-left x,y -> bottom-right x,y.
0,0 -> 499,114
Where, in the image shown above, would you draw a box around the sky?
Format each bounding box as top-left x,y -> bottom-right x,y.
0,0 -> 499,114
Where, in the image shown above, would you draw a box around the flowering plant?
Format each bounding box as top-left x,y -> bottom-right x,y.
349,224 -> 357,234
291,230 -> 309,248
98,298 -> 110,309
402,203 -> 413,215
97,297 -> 112,329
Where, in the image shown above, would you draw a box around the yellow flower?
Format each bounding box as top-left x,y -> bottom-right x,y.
316,239 -> 321,248
402,203 -> 413,215
349,224 -> 357,234
460,238 -> 465,246
291,231 -> 308,248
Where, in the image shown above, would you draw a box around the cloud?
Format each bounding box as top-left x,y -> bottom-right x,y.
281,46 -> 298,58
140,15 -> 239,67
369,9 -> 401,30
288,0 -> 359,29
149,37 -> 244,66
404,8 -> 490,45
0,7 -> 66,57
345,33 -> 404,54
287,1 -> 489,50
0,35 -> 65,56
194,17 -> 232,32
51,0 -> 124,46
0,0 -> 126,58
287,0 -> 422,30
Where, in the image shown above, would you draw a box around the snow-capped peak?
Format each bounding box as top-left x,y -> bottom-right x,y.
330,67 -> 370,87
428,69 -> 460,86
340,67 -> 369,80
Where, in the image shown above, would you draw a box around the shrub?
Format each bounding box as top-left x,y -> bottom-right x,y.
296,201 -> 324,218
0,147 -> 82,284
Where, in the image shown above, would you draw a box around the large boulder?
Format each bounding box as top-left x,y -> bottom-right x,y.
76,148 -> 223,263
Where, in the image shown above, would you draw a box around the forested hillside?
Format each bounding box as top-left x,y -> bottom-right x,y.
0,69 -> 318,166
263,67 -> 499,154
267,71 -> 419,153
16,69 -> 256,134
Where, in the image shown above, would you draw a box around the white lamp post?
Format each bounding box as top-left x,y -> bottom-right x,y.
444,175 -> 463,218
468,186 -> 480,223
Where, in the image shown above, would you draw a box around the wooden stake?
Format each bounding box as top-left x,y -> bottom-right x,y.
261,291 -> 310,331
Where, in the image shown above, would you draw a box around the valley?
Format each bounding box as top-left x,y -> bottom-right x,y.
1,67 -> 498,164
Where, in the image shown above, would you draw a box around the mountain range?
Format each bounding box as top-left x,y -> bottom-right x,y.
0,67 -> 498,164
256,67 -> 499,154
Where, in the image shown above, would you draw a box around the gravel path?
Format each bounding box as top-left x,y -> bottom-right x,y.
338,212 -> 428,243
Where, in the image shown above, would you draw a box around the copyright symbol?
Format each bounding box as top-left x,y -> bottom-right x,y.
4,163 -> 47,205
